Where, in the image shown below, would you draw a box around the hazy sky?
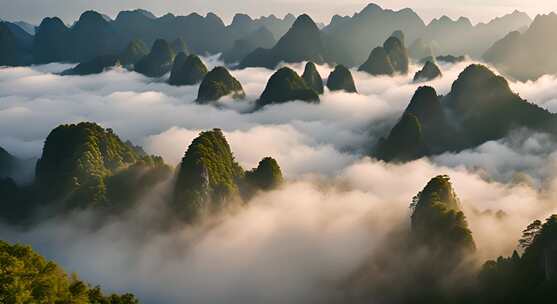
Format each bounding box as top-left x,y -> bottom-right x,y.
0,0 -> 556,26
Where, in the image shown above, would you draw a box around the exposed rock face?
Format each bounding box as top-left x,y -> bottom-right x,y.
301,61 -> 324,94
168,53 -> 208,86
118,39 -> 148,67
61,55 -> 120,75
174,142 -> 219,218
413,60 -> 442,82
173,129 -> 283,221
134,39 -> 175,77
240,14 -> 328,69
258,67 -> 319,107
197,66 -> 245,102
326,65 -> 357,93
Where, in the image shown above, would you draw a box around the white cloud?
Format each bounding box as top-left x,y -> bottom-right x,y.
2,57 -> 557,303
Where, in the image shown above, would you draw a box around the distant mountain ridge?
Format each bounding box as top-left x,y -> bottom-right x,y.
376,64 -> 557,161
484,12 -> 557,81
0,4 -> 534,68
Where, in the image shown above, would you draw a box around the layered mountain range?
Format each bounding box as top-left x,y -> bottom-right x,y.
0,3 -> 535,71
376,64 -> 557,161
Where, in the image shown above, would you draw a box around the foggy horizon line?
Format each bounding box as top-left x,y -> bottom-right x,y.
3,3 -> 555,30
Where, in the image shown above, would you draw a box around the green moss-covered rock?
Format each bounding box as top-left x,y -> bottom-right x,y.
134,38 -> 175,77
197,66 -> 245,103
61,55 -> 120,76
173,130 -> 284,221
257,67 -> 319,107
413,60 -> 442,82
168,53 -> 208,86
327,65 -> 357,93
0,240 -> 138,304
358,47 -> 395,76
301,62 -> 324,94
245,157 -> 283,191
119,39 -> 148,67
173,129 -> 244,220
35,122 -> 162,208
409,175 -> 476,277
412,175 -> 475,257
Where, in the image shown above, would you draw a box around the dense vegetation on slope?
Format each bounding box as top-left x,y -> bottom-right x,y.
173,129 -> 244,220
411,175 -> 476,256
197,67 -> 245,102
326,65 -> 357,93
407,175 -> 476,302
173,129 -> 283,221
413,60 -> 442,82
35,122 -> 170,209
168,53 -> 208,86
376,64 -> 557,161
0,240 -> 138,304
119,39 -> 149,67
359,34 -> 409,76
134,39 -> 175,77
301,62 -> 324,94
475,215 -> 557,303
244,157 -> 283,191
257,67 -> 319,107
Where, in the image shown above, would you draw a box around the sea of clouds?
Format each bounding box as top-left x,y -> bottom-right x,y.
1,57 -> 557,303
